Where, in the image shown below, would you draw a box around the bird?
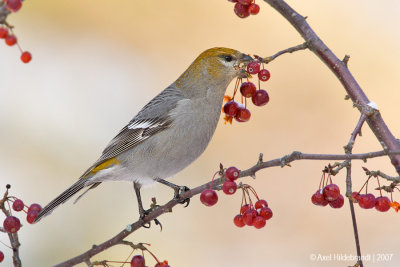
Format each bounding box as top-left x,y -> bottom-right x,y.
34,47 -> 253,222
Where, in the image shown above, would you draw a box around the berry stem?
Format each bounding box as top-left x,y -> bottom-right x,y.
357,175 -> 372,194
247,185 -> 260,200
243,186 -> 254,208
318,173 -> 324,190
376,177 -> 382,197
143,247 -> 161,264
209,171 -> 220,189
232,78 -> 241,100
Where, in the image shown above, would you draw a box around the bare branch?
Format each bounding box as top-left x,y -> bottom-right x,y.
0,186 -> 22,267
262,0 -> 400,175
54,149 -> 400,266
259,42 -> 309,64
0,2 -> 10,25
343,114 -> 366,267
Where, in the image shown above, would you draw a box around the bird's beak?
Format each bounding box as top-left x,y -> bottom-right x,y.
239,53 -> 254,63
237,54 -> 254,78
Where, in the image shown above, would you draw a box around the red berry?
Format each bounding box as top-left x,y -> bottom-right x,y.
253,216 -> 266,229
222,180 -> 237,195
238,0 -> 252,5
329,194 -> 344,209
28,203 -> 42,213
27,211 -> 38,224
131,255 -> 145,267
223,101 -> 239,117
240,204 -> 251,214
247,62 -> 260,74
6,0 -> 22,12
5,34 -> 17,46
235,106 -> 251,122
243,209 -> 257,226
258,69 -> 270,81
251,90 -> 269,106
0,27 -> 8,39
240,82 -> 257,98
352,192 -> 360,203
0,250 -> 3,263
358,193 -> 376,209
225,166 -> 240,181
233,214 -> 245,227
20,51 -> 32,63
311,190 -> 328,206
375,196 -> 391,212
248,3 -> 260,15
12,199 -> 24,211
322,184 -> 340,201
200,189 -> 218,207
155,261 -> 170,267
3,216 -> 21,233
255,199 -> 268,209
234,3 -> 250,19
259,207 -> 273,220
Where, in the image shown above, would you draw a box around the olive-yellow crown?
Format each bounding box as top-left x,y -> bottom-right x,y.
175,47 -> 253,88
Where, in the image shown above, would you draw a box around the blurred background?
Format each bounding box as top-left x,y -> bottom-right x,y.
1,0 -> 400,266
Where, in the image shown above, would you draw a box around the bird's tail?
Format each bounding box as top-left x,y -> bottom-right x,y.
34,179 -> 87,223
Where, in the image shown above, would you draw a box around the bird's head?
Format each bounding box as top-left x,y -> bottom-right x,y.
175,47 -> 254,90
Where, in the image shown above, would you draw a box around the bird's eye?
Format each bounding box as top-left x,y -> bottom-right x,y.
224,55 -> 233,62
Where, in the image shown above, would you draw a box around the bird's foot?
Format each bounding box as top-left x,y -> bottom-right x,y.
138,198 -> 162,230
173,186 -> 191,207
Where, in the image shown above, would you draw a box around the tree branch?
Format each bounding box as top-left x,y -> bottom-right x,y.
0,2 -> 10,25
0,186 -> 22,267
344,114 -> 367,267
262,0 -> 400,175
54,149 -> 400,266
259,41 -> 309,63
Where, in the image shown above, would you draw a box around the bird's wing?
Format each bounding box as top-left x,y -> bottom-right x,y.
80,86 -> 184,178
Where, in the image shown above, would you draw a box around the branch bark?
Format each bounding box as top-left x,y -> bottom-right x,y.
54,150 -> 400,266
263,0 -> 400,175
0,187 -> 22,267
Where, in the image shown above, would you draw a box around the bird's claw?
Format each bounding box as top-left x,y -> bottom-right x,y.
174,186 -> 190,207
139,207 -> 162,231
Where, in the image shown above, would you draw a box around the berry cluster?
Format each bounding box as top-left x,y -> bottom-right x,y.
0,0 -> 32,63
233,185 -> 273,229
3,199 -> 42,234
351,174 -> 399,212
223,61 -> 271,124
1,185 -> 41,263
311,172 -> 344,209
200,166 -> 273,229
229,0 -> 260,19
131,255 -> 169,267
130,250 -> 169,267
200,166 -> 240,207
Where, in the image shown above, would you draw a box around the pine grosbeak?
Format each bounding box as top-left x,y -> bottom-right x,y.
35,47 -> 253,222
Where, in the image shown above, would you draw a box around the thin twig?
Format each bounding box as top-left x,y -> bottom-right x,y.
348,197 -> 363,267
362,169 -> 400,184
0,186 -> 22,267
0,2 -> 10,25
342,55 -> 351,67
53,149 -> 400,266
260,42 -> 309,63
262,0 -> 400,175
344,114 -> 367,267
